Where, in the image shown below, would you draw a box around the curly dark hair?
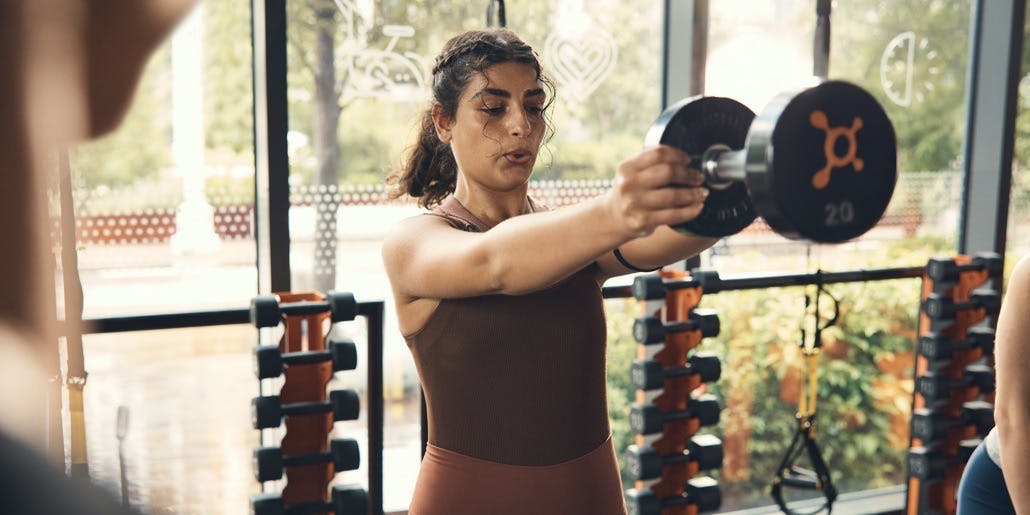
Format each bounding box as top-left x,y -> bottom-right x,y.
386,29 -> 555,209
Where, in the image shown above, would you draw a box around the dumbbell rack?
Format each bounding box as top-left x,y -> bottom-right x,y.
628,268 -> 722,515
906,255 -> 1000,515
251,291 -> 367,514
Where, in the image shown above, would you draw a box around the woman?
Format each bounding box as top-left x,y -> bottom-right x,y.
957,254 -> 1030,514
382,29 -> 716,514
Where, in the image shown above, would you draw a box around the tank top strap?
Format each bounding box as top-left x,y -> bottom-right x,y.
425,195 -> 548,233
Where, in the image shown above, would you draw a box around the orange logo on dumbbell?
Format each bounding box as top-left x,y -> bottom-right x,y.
810,110 -> 863,190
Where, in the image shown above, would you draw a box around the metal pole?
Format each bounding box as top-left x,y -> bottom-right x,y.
957,0 -> 1025,257
252,0 -> 292,294
360,301 -> 385,515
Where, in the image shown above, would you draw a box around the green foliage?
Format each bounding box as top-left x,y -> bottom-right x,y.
205,0 -> 254,159
829,0 -> 972,172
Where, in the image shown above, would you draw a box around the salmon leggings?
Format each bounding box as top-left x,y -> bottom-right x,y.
408,434 -> 628,515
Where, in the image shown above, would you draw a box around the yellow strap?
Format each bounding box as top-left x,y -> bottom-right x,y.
68,387 -> 88,465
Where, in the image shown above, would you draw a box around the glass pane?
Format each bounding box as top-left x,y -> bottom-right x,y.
704,0 -> 970,272
80,318 -> 370,514
285,0 -> 661,510
62,0 -> 256,319
699,0 -> 974,510
80,326 -> 259,513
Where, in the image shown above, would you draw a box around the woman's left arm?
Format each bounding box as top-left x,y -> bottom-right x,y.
595,225 -> 718,282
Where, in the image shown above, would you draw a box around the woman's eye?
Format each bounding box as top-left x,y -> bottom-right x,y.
526,106 -> 544,116
480,106 -> 504,115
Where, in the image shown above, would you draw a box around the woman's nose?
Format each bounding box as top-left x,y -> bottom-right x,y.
508,109 -> 532,137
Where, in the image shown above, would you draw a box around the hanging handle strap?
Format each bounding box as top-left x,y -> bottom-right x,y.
813,0 -> 831,81
770,416 -> 839,514
486,0 -> 506,27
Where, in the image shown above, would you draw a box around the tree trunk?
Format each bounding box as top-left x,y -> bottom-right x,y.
313,1 -> 341,293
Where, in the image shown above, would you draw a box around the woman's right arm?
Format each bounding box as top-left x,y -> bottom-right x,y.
995,254 -> 1030,514
381,145 -> 707,299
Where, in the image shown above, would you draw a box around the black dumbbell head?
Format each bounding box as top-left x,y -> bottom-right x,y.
691,269 -> 722,293
923,294 -> 953,320
250,493 -> 285,515
972,252 -> 1003,276
691,394 -> 722,427
327,291 -> 358,322
631,360 -> 664,391
252,396 -> 282,429
254,447 -> 284,482
958,438 -> 982,461
329,337 -> 358,371
250,295 -> 282,328
965,364 -> 996,394
917,332 -> 949,360
688,434 -> 724,471
689,352 -> 722,383
632,274 -> 666,301
329,438 -> 361,472
686,476 -> 722,511
970,289 -> 1001,316
910,409 -> 947,442
330,389 -> 361,421
962,401 -> 995,436
926,257 -> 958,282
253,345 -> 284,379
625,488 -> 661,515
967,326 -> 995,356
690,308 -> 721,338
331,485 -> 369,515
629,404 -> 661,435
907,447 -> 945,479
624,445 -> 661,480
633,317 -> 665,344
916,374 -> 949,402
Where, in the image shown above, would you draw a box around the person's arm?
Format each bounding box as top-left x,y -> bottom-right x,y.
382,145 -> 707,299
595,227 -> 718,281
995,254 -> 1030,514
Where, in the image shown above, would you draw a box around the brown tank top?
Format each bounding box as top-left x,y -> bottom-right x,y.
404,196 -> 611,466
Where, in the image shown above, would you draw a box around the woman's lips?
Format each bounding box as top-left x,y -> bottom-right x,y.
504,152 -> 532,164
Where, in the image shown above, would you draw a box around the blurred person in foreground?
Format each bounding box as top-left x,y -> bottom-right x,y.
0,1 -> 196,513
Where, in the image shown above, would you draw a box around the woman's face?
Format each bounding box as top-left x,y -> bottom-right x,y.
434,61 -> 547,192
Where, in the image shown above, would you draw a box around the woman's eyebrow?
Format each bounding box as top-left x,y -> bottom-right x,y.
471,87 -> 546,100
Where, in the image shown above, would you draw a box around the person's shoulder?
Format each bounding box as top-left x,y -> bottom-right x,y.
1008,254 -> 1030,292
384,213 -> 454,244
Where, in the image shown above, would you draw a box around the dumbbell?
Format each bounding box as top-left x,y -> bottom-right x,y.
907,439 -> 981,480
250,484 -> 368,515
646,80 -> 896,243
911,401 -> 995,444
915,365 -> 995,406
630,394 -> 721,435
922,289 -> 1001,320
625,434 -> 723,480
250,291 -> 358,328
632,269 -> 722,300
254,438 -> 360,482
252,389 -> 360,430
633,311 -> 721,344
254,336 -> 358,379
926,253 -> 1003,283
631,352 -> 722,391
625,476 -> 722,515
918,327 -> 994,367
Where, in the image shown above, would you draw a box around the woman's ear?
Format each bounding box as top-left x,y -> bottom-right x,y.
431,104 -> 452,143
